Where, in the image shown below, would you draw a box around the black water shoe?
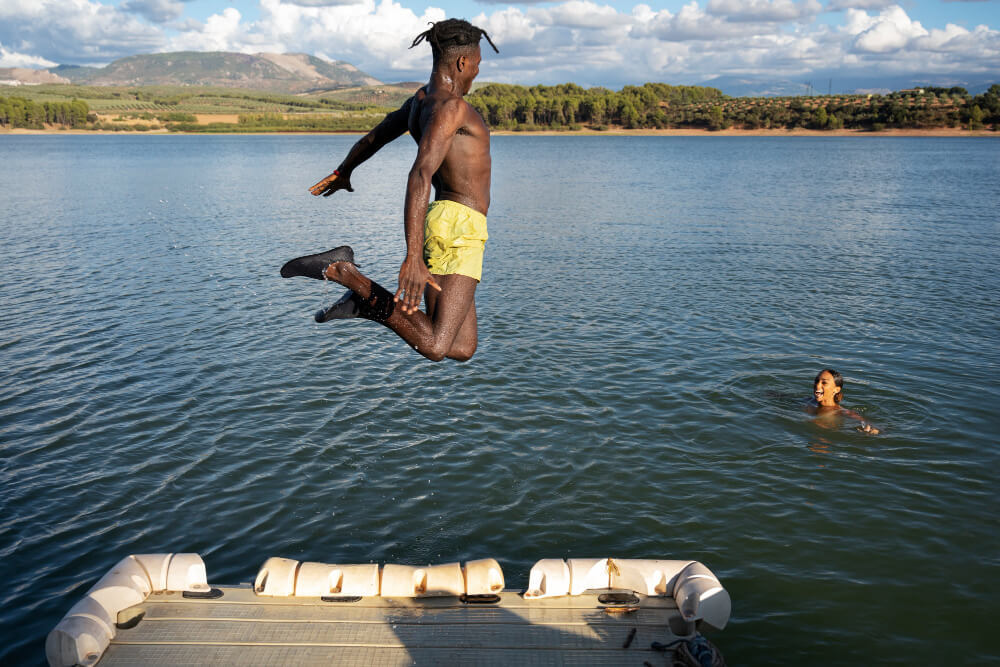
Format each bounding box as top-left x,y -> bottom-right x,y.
315,290 -> 360,322
280,246 -> 356,280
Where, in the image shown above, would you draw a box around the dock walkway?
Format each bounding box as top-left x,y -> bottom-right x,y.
102,586 -> 685,665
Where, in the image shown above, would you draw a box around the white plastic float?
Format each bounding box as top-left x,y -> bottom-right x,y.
45,553 -> 208,667
524,557 -> 731,631
254,557 -> 381,597
253,557 -> 503,597
46,553 -> 727,666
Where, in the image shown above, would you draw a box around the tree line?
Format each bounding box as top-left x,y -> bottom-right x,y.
467,83 -> 726,130
467,83 -> 1000,131
4,83 -> 998,133
0,96 -> 93,129
124,88 -> 381,112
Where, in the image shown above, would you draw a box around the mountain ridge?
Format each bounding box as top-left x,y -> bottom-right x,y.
699,73 -> 998,97
10,52 -> 381,93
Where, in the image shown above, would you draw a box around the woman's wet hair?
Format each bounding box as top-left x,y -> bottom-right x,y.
410,19 -> 499,62
815,368 -> 844,403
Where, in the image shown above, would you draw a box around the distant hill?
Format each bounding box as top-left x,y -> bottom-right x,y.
698,76 -> 810,98
50,64 -> 101,82
44,52 -> 381,93
304,81 -> 422,107
702,73 -> 998,98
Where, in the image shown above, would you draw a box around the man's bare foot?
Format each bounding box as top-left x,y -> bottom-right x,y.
323,260 -> 363,284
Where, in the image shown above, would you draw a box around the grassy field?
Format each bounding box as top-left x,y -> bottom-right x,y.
1,83 -> 403,131
3,82 -> 414,109
0,81 -> 518,132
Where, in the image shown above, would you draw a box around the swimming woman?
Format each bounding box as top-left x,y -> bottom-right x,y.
808,368 -> 880,434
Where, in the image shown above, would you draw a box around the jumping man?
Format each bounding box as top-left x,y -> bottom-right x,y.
281,19 -> 498,362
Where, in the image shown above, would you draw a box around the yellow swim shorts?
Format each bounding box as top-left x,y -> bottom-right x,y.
423,199 -> 488,281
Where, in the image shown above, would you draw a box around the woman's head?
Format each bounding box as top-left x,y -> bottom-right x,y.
814,368 -> 843,406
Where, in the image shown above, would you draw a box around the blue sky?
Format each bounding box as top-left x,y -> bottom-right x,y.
177,0 -> 997,28
1,0 -> 997,90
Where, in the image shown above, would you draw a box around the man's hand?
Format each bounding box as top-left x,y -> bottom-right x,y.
309,171 -> 353,197
395,254 -> 441,315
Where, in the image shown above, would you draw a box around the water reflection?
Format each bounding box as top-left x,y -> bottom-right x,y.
807,435 -> 834,458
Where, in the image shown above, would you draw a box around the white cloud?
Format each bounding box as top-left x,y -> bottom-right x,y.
903,22 -> 1000,70
469,4 -> 641,80
0,0 -> 164,65
471,1 -> 844,85
0,0 -> 995,87
707,0 -> 822,23
121,0 -> 186,23
475,7 -> 541,54
851,5 -> 927,52
477,0 -> 551,5
195,0 -> 448,74
834,5 -> 998,73
827,0 -> 896,11
632,3 -> 741,41
283,0 -> 367,5
169,8 -> 254,52
0,42 -> 58,68
534,1 -> 630,30
843,7 -> 876,33
914,22 -> 975,51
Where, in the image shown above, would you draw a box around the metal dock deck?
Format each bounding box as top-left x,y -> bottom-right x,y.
101,586 -> 687,665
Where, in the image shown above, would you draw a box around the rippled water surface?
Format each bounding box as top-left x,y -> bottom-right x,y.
2,135 -> 999,664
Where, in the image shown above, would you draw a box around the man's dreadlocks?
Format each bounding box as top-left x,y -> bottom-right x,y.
410,19 -> 499,63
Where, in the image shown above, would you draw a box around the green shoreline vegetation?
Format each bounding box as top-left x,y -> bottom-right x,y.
2,82 -> 998,133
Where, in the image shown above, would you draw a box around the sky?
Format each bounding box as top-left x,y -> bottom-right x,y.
0,0 -> 997,90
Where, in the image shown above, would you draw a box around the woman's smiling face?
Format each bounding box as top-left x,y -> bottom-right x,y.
814,370 -> 842,407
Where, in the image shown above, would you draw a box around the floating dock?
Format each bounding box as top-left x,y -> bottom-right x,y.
47,554 -> 730,666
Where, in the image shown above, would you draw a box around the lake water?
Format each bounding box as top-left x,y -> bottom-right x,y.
1,134 -> 998,665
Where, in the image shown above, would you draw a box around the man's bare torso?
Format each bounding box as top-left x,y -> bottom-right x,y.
408,86 -> 491,216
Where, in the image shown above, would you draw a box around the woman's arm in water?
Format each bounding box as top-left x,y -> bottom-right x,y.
309,98 -> 414,197
841,407 -> 880,434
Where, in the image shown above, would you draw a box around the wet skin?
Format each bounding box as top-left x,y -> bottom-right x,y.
308,45 -> 489,361
806,370 -> 880,434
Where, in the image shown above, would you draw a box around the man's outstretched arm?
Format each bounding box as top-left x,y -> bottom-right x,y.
310,98 -> 414,197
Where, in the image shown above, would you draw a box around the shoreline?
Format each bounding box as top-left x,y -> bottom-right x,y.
2,127 -> 996,137
493,127 -> 997,137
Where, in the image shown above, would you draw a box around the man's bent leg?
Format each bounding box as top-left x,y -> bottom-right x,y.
324,262 -> 476,362
426,273 -> 478,362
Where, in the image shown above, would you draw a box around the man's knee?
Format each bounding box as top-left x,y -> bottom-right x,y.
447,340 -> 477,362
417,341 -> 449,362
418,338 -> 475,363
